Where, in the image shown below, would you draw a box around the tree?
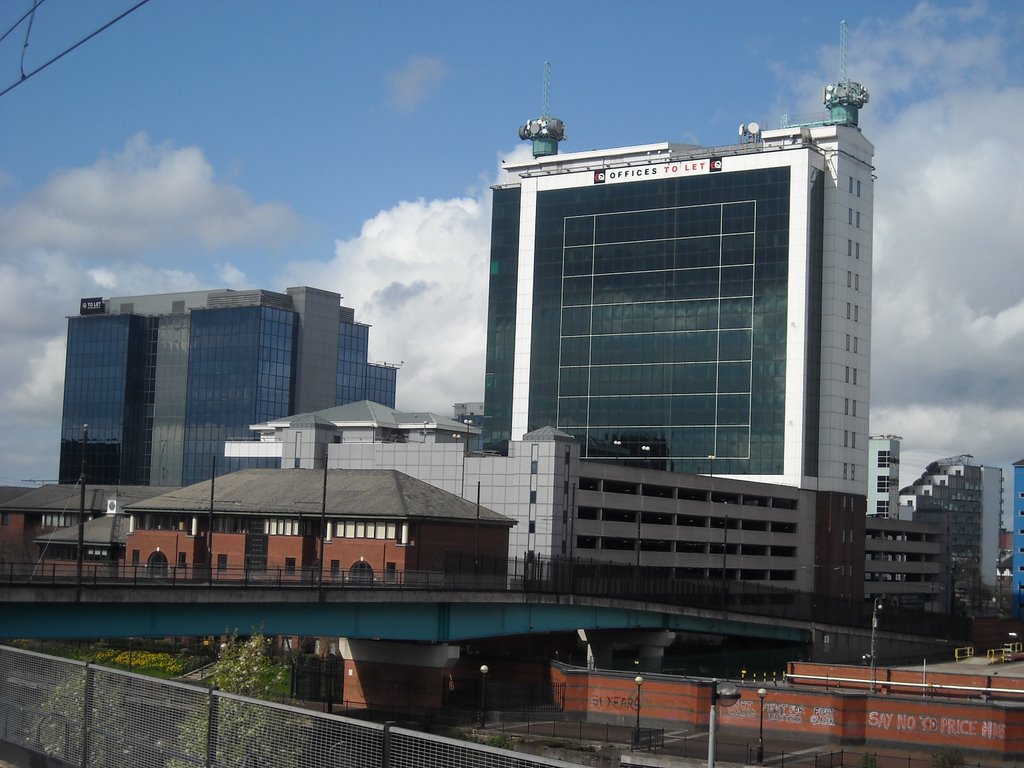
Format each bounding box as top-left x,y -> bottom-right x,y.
207,633 -> 285,699
170,632 -> 306,768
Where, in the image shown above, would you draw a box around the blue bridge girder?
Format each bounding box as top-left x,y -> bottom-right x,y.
0,586 -> 809,642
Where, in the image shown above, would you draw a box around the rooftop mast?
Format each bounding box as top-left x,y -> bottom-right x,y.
519,61 -> 566,158
823,20 -> 869,127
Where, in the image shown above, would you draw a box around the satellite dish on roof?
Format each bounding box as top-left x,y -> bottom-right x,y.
747,121 -> 760,135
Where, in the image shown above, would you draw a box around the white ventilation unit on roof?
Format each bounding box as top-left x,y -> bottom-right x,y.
106,499 -> 118,514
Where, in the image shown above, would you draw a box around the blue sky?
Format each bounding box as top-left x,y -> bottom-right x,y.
0,1 -> 1021,497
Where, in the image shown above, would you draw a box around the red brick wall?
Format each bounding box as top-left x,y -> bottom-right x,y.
552,664 -> 1024,758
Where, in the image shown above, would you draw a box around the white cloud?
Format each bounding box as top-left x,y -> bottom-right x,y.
280,195 -> 491,411
793,5 -> 1024,488
277,146 -> 534,413
0,132 -> 301,258
386,55 -> 448,111
0,135 -> 304,483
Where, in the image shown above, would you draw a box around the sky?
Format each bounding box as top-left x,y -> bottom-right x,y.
0,1 -> 1021,500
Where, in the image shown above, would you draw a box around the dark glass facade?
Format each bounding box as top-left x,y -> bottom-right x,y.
182,306 -> 297,485
486,168 -> 796,475
60,288 -> 397,487
60,314 -> 155,485
336,323 -> 397,408
482,186 -> 522,452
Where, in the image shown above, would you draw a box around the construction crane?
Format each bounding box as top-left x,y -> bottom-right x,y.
823,20 -> 869,127
518,61 -> 566,158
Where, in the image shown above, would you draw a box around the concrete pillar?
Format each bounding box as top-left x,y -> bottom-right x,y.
577,629 -> 676,673
339,639 -> 460,710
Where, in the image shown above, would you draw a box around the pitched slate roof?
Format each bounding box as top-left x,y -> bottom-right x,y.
0,486 -> 33,505
0,484 -> 169,513
522,426 -> 576,441
35,513 -> 130,546
125,469 -> 514,526
259,400 -> 475,434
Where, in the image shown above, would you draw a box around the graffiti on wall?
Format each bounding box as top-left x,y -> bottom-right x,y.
867,712 -> 1006,740
723,701 -> 836,727
590,695 -> 639,711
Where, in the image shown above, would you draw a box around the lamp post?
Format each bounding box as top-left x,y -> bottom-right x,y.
708,679 -> 739,768
870,598 -> 882,693
756,687 -> 768,763
478,664 -> 489,727
76,424 -> 88,590
633,675 -> 643,747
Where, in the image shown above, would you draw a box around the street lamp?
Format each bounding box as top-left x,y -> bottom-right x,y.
870,598 -> 882,693
756,687 -> 768,763
633,675 -> 643,747
708,680 -> 740,768
478,664 -> 489,727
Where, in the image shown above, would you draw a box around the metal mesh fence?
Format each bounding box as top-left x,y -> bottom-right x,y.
388,727 -> 585,768
0,645 -> 584,768
0,644 -> 87,765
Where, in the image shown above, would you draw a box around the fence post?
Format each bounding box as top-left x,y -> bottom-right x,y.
382,720 -> 395,768
80,663 -> 93,768
206,688 -> 218,768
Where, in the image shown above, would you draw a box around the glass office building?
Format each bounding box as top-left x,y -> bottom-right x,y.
484,125 -> 874,493
60,286 -> 397,487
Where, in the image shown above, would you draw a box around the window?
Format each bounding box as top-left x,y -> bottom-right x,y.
529,490 -> 537,503
856,211 -> 861,228
177,552 -> 187,566
844,430 -> 849,447
853,368 -> 858,385
847,271 -> 852,287
843,462 -> 848,479
876,476 -> 890,493
846,334 -> 851,351
217,554 -> 228,571
531,460 -> 538,474
852,433 -> 857,449
854,305 -> 859,322
848,239 -> 852,257
852,400 -> 857,417
845,398 -> 849,415
285,557 -> 296,574
847,303 -> 851,319
528,520 -> 536,533
853,337 -> 858,353
851,464 -> 856,480
0,511 -> 7,525
131,549 -> 140,564
845,366 -> 850,383
878,450 -> 891,467
849,176 -> 854,193
855,242 -> 860,259
848,208 -> 853,225
857,179 -> 862,197
855,274 -> 860,290
876,500 -> 888,514
330,560 -> 340,575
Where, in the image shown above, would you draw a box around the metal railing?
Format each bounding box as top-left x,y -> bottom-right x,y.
0,555 -> 971,638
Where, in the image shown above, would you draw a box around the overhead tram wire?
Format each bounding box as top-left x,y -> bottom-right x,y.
20,0 -> 42,80
0,0 -> 49,47
0,0 -> 154,100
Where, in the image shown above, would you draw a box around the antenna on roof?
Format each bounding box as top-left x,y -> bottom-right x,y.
519,61 -> 566,158
823,20 -> 869,127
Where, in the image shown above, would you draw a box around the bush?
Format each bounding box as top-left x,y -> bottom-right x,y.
932,748 -> 965,768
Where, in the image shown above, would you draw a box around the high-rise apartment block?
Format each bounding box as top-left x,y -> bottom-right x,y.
900,456 -> 1003,602
60,286 -> 397,487
484,122 -> 874,499
868,435 -> 902,517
